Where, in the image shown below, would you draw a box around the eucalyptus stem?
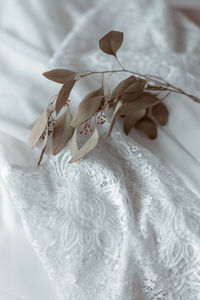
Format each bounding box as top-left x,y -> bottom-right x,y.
115,54 -> 125,70
77,68 -> 200,103
35,30 -> 200,165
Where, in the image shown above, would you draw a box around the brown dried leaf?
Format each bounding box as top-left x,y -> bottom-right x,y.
69,127 -> 99,163
121,80 -> 146,103
43,69 -> 77,84
119,92 -> 160,116
152,103 -> 169,125
111,76 -> 136,99
135,117 -> 157,139
146,86 -> 164,91
56,80 -> 75,114
108,100 -> 123,136
99,30 -> 124,56
71,88 -> 103,128
124,79 -> 146,94
37,129 -> 48,166
51,108 -> 74,155
123,110 -> 145,135
29,110 -> 48,149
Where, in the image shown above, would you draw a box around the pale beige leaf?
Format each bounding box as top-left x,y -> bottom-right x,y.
71,88 -> 103,128
152,102 -> 169,125
69,127 -> 99,163
29,104 -> 56,129
103,81 -> 110,98
69,128 -> 79,158
43,69 -> 76,84
108,100 -> 123,136
37,129 -> 48,166
56,80 -> 75,114
29,116 -> 40,129
123,110 -> 145,135
51,108 -> 74,155
135,117 -> 157,139
29,110 -> 48,149
99,30 -> 124,56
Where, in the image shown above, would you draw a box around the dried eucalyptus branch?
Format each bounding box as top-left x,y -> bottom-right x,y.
29,30 -> 200,165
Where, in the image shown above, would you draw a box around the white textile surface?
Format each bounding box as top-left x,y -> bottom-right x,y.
1,0 -> 200,299
0,1 -> 97,299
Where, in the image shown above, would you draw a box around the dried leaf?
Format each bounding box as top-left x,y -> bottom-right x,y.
69,128 -> 78,157
51,108 -> 74,155
121,80 -> 146,103
108,100 -> 123,136
38,129 -> 48,166
56,80 -> 75,114
111,76 -> 136,99
119,92 -> 160,116
152,103 -> 169,125
103,81 -> 110,98
29,110 -> 48,149
29,116 -> 40,129
99,30 -> 124,56
71,88 -> 103,128
124,79 -> 146,94
43,69 -> 76,84
135,117 -> 157,139
123,110 -> 145,135
69,127 -> 99,163
146,85 -> 164,91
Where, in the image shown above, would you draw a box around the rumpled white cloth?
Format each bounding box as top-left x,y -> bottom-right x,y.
1,0 -> 200,299
0,1 -> 97,299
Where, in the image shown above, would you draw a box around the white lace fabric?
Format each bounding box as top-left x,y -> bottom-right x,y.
2,0 -> 200,299
3,122 -> 200,300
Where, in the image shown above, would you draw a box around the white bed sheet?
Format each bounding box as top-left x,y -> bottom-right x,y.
0,1 -> 97,299
0,0 -> 200,299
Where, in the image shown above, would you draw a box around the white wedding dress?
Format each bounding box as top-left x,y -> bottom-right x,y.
2,0 -> 200,299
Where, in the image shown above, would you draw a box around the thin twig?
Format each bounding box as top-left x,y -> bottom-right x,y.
115,55 -> 125,70
77,68 -> 200,103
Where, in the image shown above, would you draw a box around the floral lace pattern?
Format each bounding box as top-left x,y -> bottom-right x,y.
3,122 -> 200,300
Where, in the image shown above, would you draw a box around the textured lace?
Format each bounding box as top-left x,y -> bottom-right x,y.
3,121 -> 200,300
